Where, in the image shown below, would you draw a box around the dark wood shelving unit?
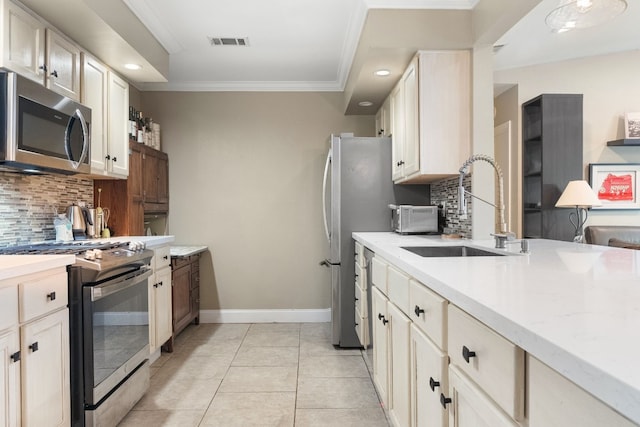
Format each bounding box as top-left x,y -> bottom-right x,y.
521,94 -> 583,241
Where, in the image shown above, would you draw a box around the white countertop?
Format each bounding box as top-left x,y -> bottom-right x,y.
170,245 -> 208,257
353,232 -> 640,424
0,254 -> 76,281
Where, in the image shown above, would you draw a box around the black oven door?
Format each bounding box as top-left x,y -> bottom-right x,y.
82,267 -> 152,406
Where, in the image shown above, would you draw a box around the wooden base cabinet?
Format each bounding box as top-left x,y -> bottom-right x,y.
165,254 -> 200,352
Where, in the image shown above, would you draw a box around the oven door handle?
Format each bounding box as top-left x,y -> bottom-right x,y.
90,267 -> 152,302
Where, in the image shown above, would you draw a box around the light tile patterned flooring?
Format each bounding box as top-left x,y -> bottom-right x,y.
119,322 -> 390,426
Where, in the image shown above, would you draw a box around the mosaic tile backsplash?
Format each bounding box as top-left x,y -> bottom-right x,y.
430,174 -> 473,237
0,172 -> 94,247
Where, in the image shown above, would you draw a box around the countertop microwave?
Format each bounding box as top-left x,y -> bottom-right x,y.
0,71 -> 91,174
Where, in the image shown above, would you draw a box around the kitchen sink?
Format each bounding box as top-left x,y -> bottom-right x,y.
401,245 -> 506,257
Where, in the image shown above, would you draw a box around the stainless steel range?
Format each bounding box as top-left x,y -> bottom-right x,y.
0,241 -> 153,427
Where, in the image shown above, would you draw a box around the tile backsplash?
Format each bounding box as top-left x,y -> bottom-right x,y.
0,172 -> 93,246
430,174 -> 473,237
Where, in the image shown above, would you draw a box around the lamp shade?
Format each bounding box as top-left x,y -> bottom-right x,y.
555,180 -> 603,207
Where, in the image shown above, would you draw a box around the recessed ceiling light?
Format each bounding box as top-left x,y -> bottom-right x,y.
124,63 -> 142,70
358,101 -> 373,107
374,69 -> 391,77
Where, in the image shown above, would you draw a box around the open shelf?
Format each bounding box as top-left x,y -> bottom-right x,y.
607,139 -> 640,146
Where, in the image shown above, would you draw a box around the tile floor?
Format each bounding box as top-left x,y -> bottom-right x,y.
119,322 -> 390,426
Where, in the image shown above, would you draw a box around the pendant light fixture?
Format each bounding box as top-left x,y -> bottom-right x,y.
546,0 -> 628,33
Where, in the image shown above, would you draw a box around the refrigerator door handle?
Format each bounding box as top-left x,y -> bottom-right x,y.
322,148 -> 332,244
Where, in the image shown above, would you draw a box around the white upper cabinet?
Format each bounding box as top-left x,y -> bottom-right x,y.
390,50 -> 471,184
45,29 -> 80,100
1,0 -> 81,101
2,0 -> 45,82
107,71 -> 129,177
82,53 -> 130,178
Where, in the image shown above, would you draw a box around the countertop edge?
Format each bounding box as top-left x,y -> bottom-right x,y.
0,254 -> 76,281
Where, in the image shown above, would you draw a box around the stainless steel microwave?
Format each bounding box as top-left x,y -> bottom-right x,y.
0,71 -> 91,174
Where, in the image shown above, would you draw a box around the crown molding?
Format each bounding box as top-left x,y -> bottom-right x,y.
136,80 -> 343,92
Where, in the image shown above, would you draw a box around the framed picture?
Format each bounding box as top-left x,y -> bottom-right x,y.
625,112 -> 640,139
589,163 -> 640,209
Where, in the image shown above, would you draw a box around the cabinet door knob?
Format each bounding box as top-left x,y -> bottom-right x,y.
105,154 -> 111,160
50,70 -> 58,78
153,283 -> 159,288
382,318 -> 388,325
163,255 -> 169,260
355,297 -> 359,302
429,376 -> 440,391
112,157 -> 117,162
378,313 -> 384,320
47,292 -> 56,301
29,342 -> 39,353
440,393 -> 452,409
158,281 -> 163,287
462,345 -> 476,363
39,64 -> 47,72
10,351 -> 20,362
414,305 -> 425,317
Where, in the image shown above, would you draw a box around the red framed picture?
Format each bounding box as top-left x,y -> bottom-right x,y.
589,163 -> 640,209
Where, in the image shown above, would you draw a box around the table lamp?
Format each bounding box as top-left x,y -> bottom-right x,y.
555,180 -> 603,242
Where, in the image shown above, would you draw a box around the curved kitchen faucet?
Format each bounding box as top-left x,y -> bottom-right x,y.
458,154 -> 520,249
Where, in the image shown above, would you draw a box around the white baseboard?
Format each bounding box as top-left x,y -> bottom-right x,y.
199,308 -> 331,324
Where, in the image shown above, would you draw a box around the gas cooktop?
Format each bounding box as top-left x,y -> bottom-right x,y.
0,241 -> 124,255
0,240 -> 151,274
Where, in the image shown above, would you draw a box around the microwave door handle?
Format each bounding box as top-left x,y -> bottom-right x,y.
65,109 -> 89,170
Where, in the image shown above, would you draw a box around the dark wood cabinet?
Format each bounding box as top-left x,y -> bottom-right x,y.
521,94 -> 583,241
94,141 -> 169,236
164,254 -> 200,352
143,148 -> 169,212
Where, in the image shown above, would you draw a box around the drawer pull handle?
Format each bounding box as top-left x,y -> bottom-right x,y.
29,342 -> 39,353
440,393 -> 451,409
10,351 -> 20,363
163,255 -> 169,260
355,322 -> 358,326
414,305 -> 425,317
429,377 -> 440,391
355,297 -> 359,302
378,313 -> 384,320
382,318 -> 388,325
462,345 -> 476,363
47,292 -> 56,301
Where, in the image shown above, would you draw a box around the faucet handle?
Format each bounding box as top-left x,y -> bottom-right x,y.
490,232 -> 516,249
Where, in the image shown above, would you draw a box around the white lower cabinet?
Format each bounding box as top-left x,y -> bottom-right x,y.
20,308 -> 69,427
0,268 -> 70,427
388,302 -> 411,427
372,286 -> 389,407
446,365 -> 519,427
0,328 -> 19,426
365,245 -> 638,427
528,356 -> 636,427
149,245 -> 173,352
411,324 -> 448,427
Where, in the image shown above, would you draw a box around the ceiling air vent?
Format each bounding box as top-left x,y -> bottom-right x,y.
208,37 -> 250,47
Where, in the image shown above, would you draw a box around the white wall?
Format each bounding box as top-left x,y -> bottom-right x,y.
494,49 -> 640,227
141,91 -> 373,313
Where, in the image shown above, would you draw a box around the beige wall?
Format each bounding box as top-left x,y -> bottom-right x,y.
140,92 -> 373,311
494,85 -> 520,235
494,50 -> 640,227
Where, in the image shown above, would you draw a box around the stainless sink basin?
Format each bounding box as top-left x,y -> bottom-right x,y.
401,245 -> 506,257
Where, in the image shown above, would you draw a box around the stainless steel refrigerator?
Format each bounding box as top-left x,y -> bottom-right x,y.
321,134 -> 395,348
